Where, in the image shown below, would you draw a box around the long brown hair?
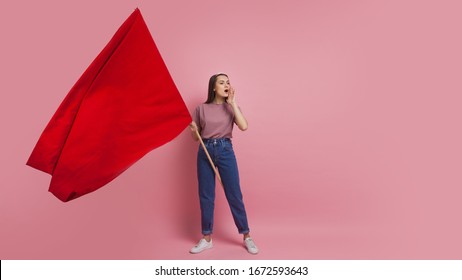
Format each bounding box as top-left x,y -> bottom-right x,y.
205,73 -> 228,104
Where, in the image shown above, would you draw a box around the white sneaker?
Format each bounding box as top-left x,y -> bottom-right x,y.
244,237 -> 259,254
190,238 -> 213,254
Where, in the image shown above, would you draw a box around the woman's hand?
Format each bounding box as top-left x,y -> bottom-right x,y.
226,86 -> 248,131
189,121 -> 199,132
190,121 -> 201,141
226,86 -> 236,105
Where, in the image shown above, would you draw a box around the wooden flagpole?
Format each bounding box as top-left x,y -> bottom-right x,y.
195,130 -> 224,188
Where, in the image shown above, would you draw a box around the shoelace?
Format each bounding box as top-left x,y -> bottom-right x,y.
197,239 -> 210,247
245,239 -> 256,248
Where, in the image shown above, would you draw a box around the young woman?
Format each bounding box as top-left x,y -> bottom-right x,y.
189,73 -> 258,254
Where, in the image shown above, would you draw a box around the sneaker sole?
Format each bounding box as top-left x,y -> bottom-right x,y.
189,245 -> 213,254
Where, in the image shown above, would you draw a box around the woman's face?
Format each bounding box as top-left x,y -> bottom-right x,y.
214,75 -> 230,99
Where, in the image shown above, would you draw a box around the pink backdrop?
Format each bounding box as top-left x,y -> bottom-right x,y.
1,0 -> 461,259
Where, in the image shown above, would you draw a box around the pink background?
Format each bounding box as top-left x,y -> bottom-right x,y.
1,0 -> 462,259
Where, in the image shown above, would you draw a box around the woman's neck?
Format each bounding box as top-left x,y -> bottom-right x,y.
213,97 -> 226,104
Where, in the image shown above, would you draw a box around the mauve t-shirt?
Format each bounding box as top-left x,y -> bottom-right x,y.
193,103 -> 239,139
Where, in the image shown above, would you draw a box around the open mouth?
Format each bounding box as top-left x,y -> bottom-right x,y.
224,89 -> 229,93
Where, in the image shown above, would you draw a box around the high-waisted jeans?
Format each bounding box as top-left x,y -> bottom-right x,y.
197,138 -> 250,235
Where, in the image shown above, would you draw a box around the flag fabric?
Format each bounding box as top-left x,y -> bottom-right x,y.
27,8 -> 192,202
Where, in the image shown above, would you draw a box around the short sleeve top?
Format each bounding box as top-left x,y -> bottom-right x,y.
193,103 -> 239,139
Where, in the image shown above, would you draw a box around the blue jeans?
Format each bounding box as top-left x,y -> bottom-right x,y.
197,138 -> 250,235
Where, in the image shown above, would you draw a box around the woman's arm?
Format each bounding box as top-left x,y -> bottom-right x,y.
227,86 -> 248,131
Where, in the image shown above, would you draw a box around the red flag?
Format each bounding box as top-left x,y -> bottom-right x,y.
27,8 -> 191,202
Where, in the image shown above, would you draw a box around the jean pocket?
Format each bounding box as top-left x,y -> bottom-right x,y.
199,143 -> 211,153
223,142 -> 234,152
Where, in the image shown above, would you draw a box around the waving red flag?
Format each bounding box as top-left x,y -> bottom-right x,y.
27,8 -> 191,202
